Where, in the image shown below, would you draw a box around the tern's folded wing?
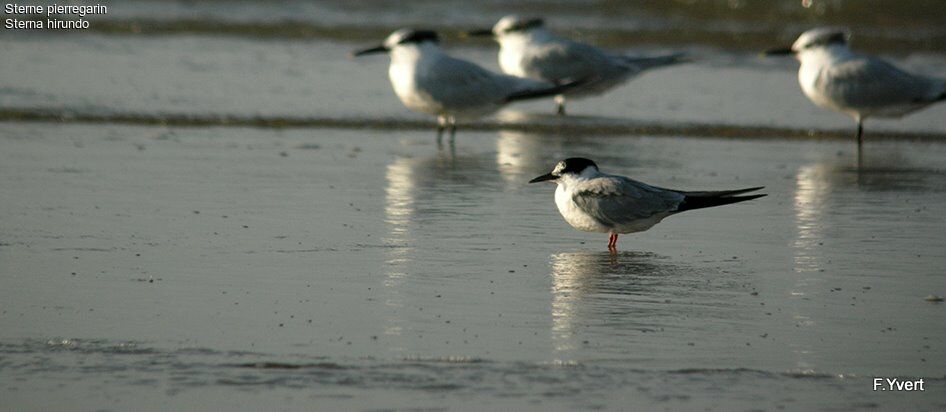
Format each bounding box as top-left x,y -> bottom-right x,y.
420,56 -> 513,108
571,176 -> 683,227
820,57 -> 938,107
522,40 -> 618,83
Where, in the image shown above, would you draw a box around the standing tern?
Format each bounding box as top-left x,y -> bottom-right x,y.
529,158 -> 765,251
466,15 -> 689,115
764,27 -> 946,149
351,29 -> 580,142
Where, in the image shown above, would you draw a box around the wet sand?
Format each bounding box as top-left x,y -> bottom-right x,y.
1,123 -> 944,410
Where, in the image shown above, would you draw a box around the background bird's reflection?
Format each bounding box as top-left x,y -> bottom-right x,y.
494,128 -> 681,189
384,151 -> 504,248
792,150 -> 946,277
788,148 -> 946,370
381,150 -> 508,344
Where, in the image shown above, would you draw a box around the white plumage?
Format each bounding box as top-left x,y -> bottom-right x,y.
471,15 -> 689,115
353,29 -> 574,139
766,27 -> 946,145
531,158 -> 764,250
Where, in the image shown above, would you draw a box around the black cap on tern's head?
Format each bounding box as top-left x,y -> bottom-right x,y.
351,29 -> 440,57
529,158 -> 599,183
388,29 -> 440,46
485,15 -> 545,37
792,27 -> 849,50
763,27 -> 849,57
465,15 -> 544,38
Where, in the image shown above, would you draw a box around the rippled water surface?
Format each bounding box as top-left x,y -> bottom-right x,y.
2,0 -> 946,410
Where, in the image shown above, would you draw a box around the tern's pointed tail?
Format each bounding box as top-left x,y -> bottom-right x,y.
620,52 -> 692,70
503,78 -> 587,103
674,187 -> 766,213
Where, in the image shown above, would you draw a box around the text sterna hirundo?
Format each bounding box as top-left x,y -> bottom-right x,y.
352,29 -> 580,142
466,15 -> 689,115
529,158 -> 765,251
764,27 -> 946,148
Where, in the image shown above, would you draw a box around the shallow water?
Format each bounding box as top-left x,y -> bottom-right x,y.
2,124 -> 945,410
2,0 -> 946,410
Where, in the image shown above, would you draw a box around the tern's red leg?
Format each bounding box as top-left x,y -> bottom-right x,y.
607,233 -> 618,250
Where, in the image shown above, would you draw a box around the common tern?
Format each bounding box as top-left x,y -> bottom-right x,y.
530,158 -> 765,250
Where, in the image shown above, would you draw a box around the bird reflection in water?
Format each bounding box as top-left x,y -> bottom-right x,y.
792,153 -> 945,278
381,152 -> 506,341
548,251 -> 718,357
788,153 -> 945,369
381,157 -> 415,340
496,130 -> 556,187
495,128 -> 653,189
792,164 -> 831,277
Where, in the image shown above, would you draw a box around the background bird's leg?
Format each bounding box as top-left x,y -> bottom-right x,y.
555,95 -> 566,116
855,117 -> 864,166
448,116 -> 457,145
855,117 -> 864,145
436,116 -> 446,147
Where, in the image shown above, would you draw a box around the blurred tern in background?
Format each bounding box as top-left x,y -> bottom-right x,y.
352,29 -> 581,143
764,27 -> 946,151
466,15 -> 690,116
530,158 -> 765,251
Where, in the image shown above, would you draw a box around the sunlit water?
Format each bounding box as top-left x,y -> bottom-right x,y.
2,0 -> 946,410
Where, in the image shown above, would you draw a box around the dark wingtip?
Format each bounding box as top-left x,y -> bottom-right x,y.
676,192 -> 766,213
761,47 -> 794,57
722,186 -> 765,196
462,29 -> 494,38
503,78 -> 588,103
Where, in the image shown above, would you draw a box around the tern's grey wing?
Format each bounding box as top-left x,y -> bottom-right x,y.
571,176 -> 683,227
420,56 -> 517,108
522,39 -> 624,83
820,56 -> 939,109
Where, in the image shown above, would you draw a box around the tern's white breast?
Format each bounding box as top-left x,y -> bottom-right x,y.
554,184 -> 610,233
796,48 -> 859,118
388,46 -> 441,116
498,36 -> 532,78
